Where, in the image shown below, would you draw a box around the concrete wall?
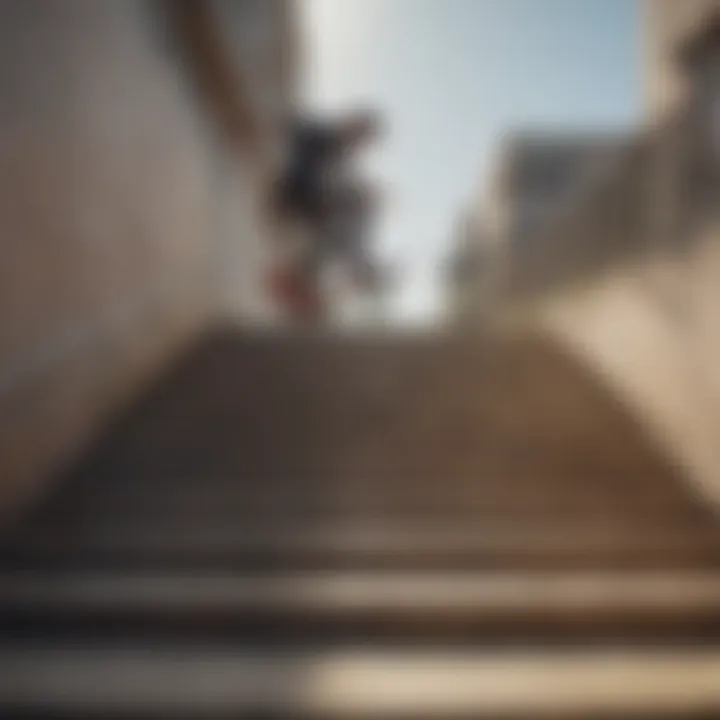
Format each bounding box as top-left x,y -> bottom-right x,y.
0,0 -> 294,515
532,223 -> 720,506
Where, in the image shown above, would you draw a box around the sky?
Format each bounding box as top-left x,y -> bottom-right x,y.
301,0 -> 642,323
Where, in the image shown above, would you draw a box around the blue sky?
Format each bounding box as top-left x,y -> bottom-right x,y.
302,0 -> 641,322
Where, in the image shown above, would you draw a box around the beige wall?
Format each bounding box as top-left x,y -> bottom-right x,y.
533,218 -> 720,506
0,0 -> 295,515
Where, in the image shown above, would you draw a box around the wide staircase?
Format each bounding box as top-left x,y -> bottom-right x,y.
2,327 -> 720,717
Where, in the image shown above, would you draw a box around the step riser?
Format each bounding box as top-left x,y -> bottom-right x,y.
5,612 -> 720,645
4,647 -> 720,719
5,573 -> 720,643
29,505 -> 705,529
3,548 -> 720,573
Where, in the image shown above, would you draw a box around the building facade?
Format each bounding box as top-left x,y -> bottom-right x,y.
447,0 -> 720,321
446,132 -> 623,321
488,134 -> 623,253
644,0 -> 720,118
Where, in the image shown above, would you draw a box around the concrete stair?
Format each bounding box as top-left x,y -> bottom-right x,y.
2,328 -> 720,717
